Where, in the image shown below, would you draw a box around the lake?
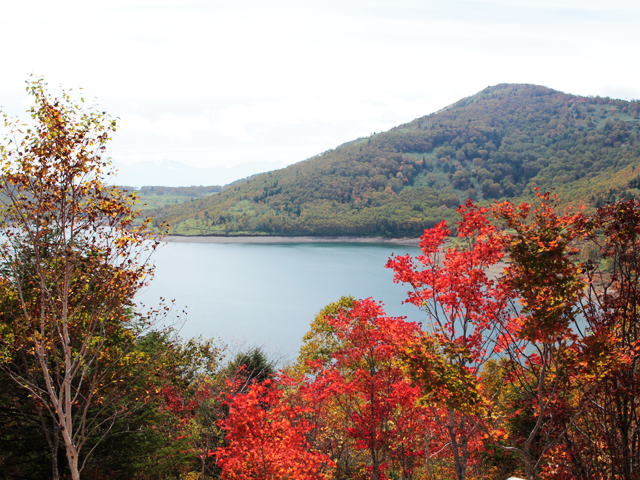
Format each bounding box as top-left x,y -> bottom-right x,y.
136,241 -> 424,361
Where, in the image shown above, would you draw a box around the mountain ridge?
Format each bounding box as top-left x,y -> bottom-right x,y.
148,83 -> 640,237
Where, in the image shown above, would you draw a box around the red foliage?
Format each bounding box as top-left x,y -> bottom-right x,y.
387,199 -> 511,365
386,200 -> 514,479
217,378 -> 333,480
308,298 -> 428,480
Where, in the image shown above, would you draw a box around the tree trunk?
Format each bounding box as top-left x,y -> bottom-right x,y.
371,459 -> 380,480
523,450 -> 534,480
38,406 -> 60,480
448,411 -> 468,480
424,433 -> 433,479
51,435 -> 60,480
60,407 -> 81,480
65,444 -> 81,480
370,440 -> 381,480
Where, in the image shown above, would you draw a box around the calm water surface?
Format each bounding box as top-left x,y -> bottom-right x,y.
137,242 -> 424,359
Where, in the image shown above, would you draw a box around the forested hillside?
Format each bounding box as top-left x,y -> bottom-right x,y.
149,83 -> 640,236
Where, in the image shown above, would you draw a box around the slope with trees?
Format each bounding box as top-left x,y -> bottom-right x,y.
150,83 -> 640,236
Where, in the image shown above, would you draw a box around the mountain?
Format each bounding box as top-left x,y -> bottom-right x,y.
148,84 -> 640,237
109,159 -> 287,188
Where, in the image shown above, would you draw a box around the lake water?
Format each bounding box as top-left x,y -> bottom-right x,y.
136,241 -> 424,361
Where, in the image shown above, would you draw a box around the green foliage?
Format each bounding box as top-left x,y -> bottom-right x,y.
292,295 -> 356,377
0,331 -> 200,480
227,347 -> 276,387
149,83 -> 640,237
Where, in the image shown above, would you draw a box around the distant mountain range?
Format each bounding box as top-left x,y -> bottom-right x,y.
146,84 -> 640,237
109,159 -> 287,188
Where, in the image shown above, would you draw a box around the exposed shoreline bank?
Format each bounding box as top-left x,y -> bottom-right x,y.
160,235 -> 509,278
161,235 -> 422,247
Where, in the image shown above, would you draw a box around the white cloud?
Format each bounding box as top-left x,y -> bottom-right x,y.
115,93 -> 446,147
1,0 -> 639,170
118,113 -> 212,140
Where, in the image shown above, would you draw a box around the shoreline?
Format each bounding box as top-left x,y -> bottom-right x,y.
161,235 -> 422,247
159,235 -> 508,277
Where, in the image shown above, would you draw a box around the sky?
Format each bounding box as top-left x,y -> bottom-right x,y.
1,0 -> 639,169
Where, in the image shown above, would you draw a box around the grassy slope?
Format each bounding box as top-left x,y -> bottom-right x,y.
148,84 -> 640,236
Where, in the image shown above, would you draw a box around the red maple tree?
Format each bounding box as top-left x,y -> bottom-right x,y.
217,377 -> 333,480
387,199 -> 514,480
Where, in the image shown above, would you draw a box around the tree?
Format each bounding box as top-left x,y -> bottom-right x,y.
0,77 -> 163,480
216,377 -> 333,480
308,298 -> 425,480
291,296 -> 356,379
226,346 -> 276,394
131,335 -> 225,480
288,297 -> 371,478
558,199 -> 640,479
386,199 -> 513,480
491,191 -> 588,480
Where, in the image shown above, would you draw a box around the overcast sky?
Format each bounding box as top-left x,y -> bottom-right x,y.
1,0 -> 639,169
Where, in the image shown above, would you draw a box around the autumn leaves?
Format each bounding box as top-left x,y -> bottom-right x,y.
216,193 -> 640,480
2,77 -> 638,479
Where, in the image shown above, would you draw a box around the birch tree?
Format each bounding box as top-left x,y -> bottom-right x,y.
0,77 -> 163,480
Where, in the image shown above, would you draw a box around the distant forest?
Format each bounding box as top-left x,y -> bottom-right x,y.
146,84 -> 640,236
